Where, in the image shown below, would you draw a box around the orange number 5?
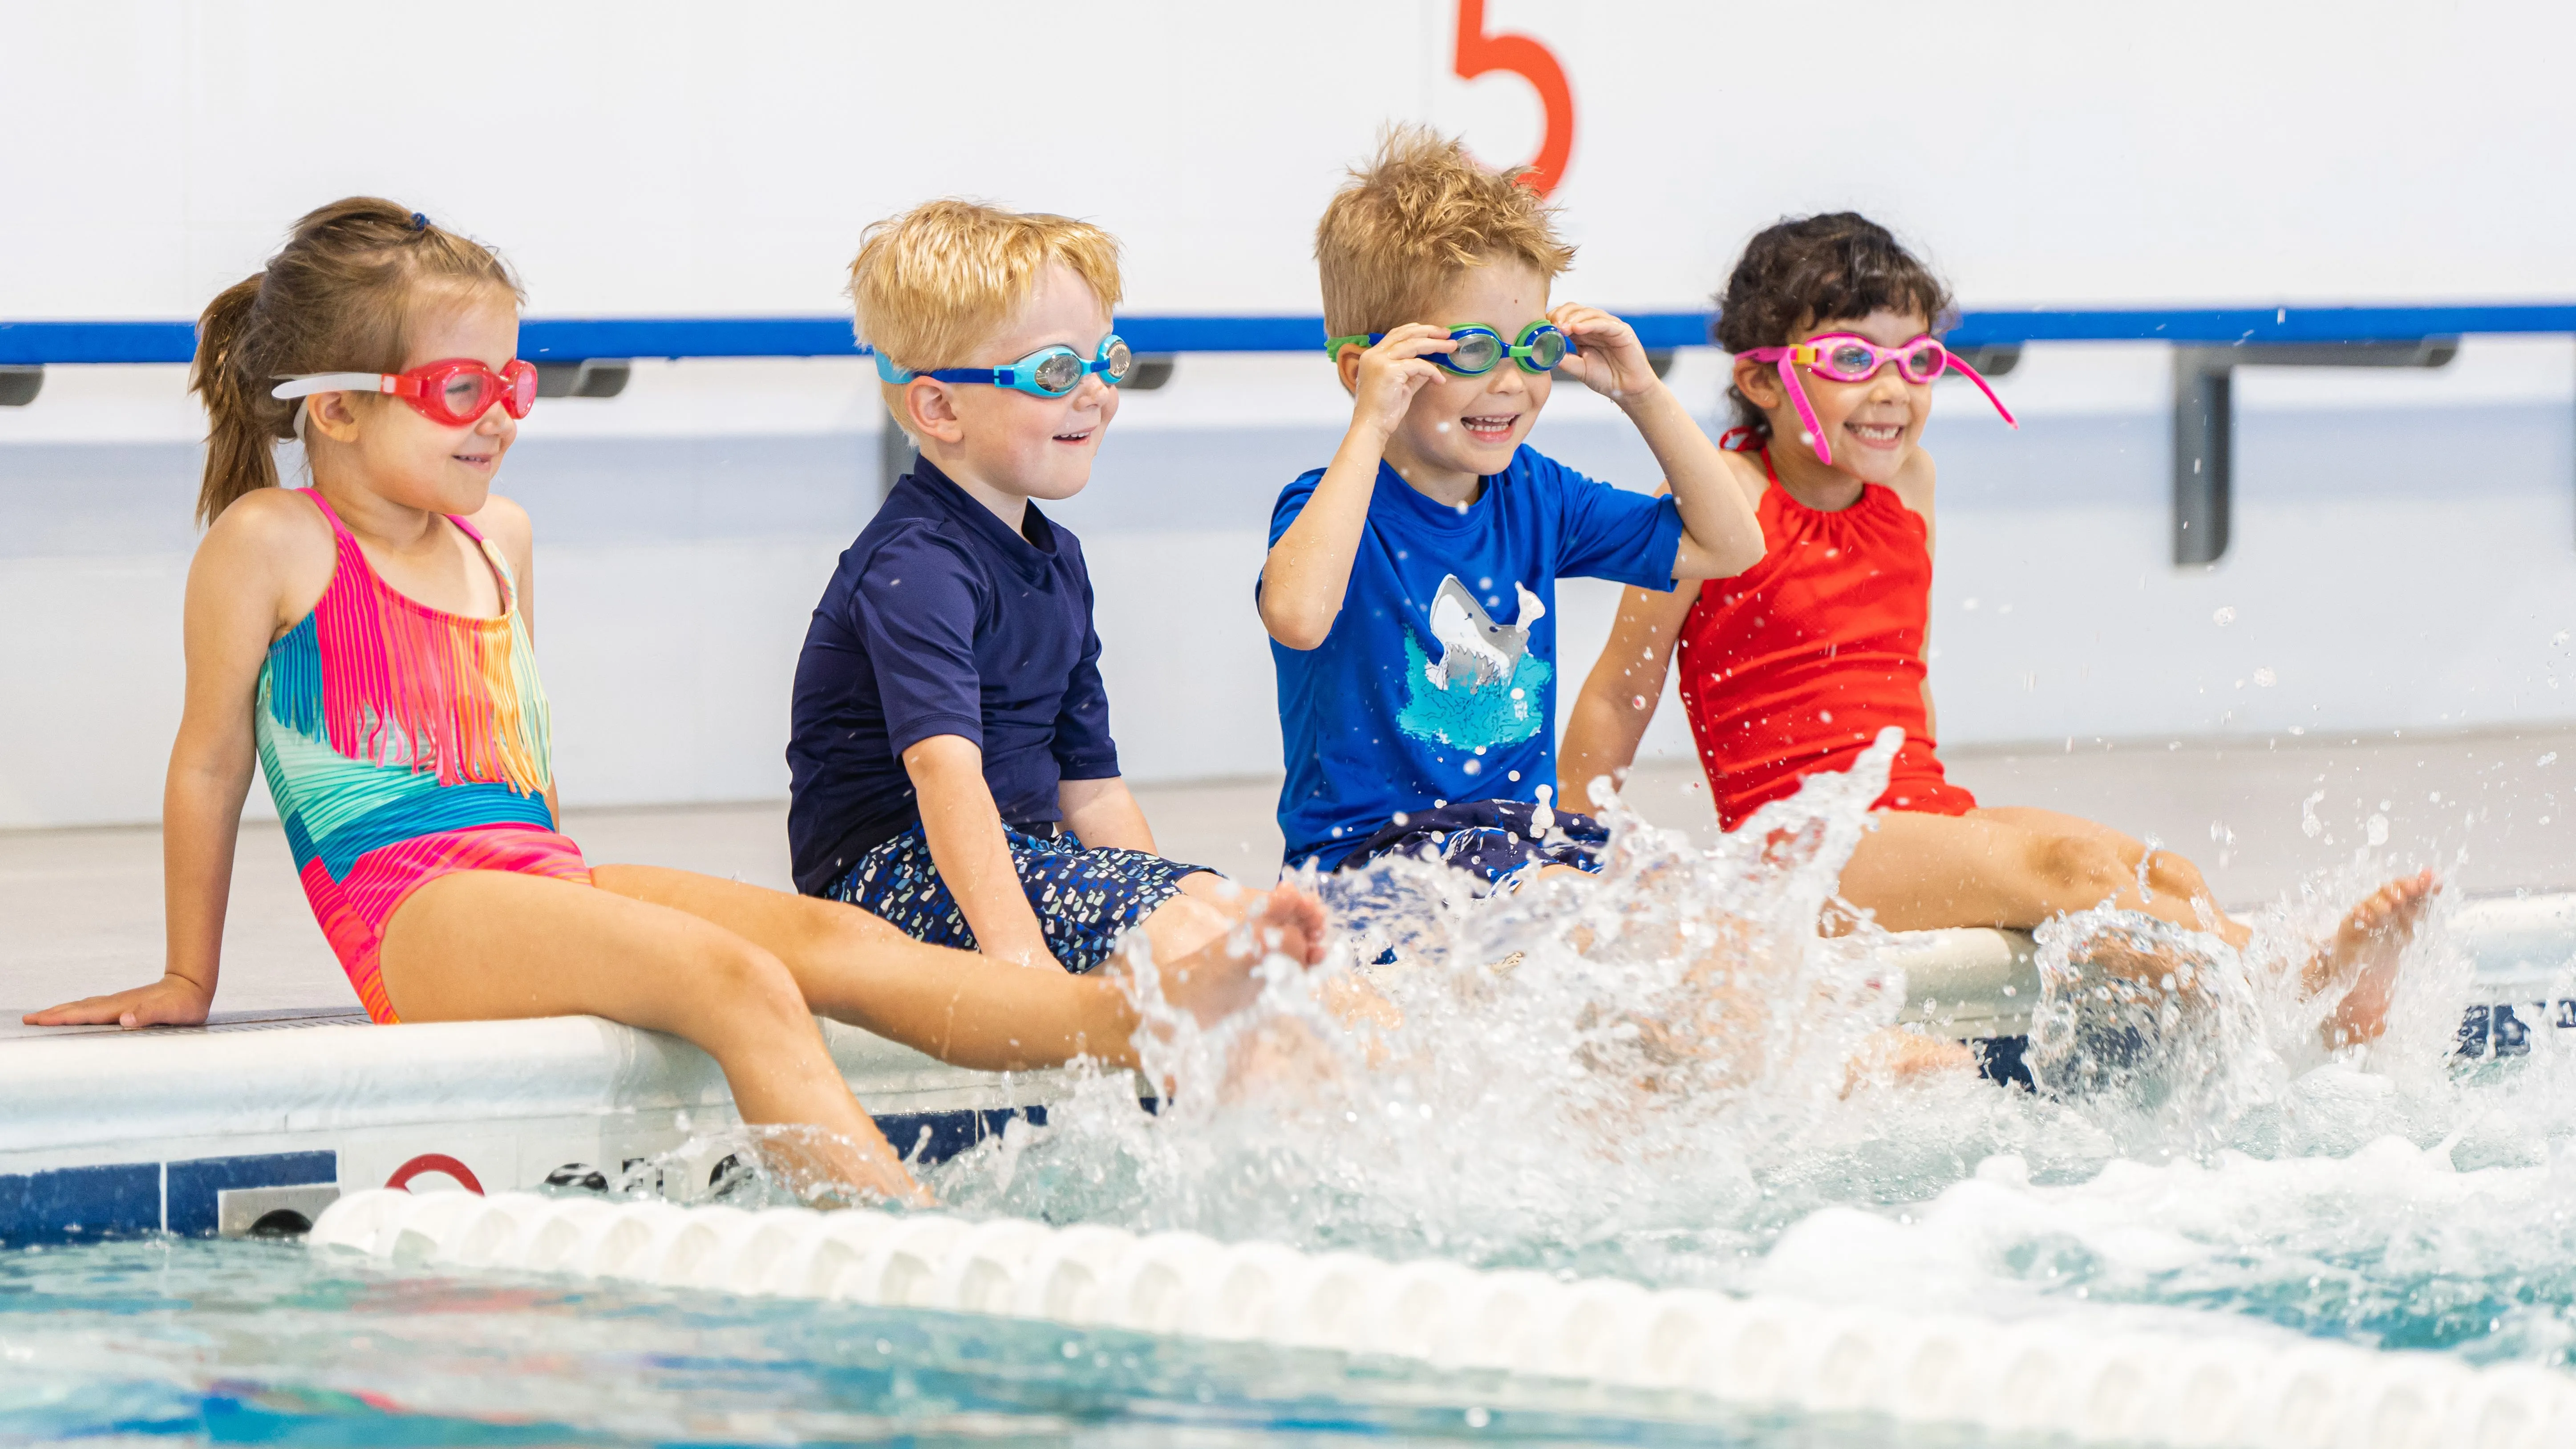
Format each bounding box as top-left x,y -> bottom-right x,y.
1454,0 -> 1576,196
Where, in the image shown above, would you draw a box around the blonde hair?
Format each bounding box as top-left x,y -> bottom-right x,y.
192,198 -> 520,525
1315,125 -> 1576,343
847,199 -> 1123,404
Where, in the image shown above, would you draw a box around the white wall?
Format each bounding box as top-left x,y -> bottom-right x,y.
8,0 -> 2576,317
4,2 -> 2574,828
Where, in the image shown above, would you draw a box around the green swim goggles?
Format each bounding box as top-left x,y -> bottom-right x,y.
1322,320 -> 1574,376
875,334 -> 1134,397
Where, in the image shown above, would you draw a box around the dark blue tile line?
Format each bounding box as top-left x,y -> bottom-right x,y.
879,1104 -> 1049,1166
10,304 -> 2576,365
0,1163 -> 161,1247
166,1152 -> 338,1238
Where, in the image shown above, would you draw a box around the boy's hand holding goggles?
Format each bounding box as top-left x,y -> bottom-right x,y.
875,334 -> 1135,396
1325,319 -> 1575,376
1736,333 -> 2018,467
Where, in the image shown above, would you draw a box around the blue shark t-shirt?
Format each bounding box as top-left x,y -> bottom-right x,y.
1264,445 -> 1685,869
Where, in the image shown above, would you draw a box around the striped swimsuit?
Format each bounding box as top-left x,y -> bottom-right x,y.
256,488 -> 590,1022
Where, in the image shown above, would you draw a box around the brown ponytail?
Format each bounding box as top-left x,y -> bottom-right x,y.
188,197 -> 522,525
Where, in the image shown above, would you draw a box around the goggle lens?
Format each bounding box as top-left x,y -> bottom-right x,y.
1442,331 -> 1504,374
1898,341 -> 1948,382
1101,337 -> 1134,384
1030,351 -> 1085,394
1523,328 -> 1567,371
450,371 -> 511,420
1819,341 -> 1878,379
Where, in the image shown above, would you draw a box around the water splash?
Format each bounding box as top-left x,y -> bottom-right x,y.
592,733 -> 2576,1371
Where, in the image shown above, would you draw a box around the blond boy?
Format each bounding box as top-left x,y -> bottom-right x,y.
1259,129 -> 1765,881
789,200 -> 1254,977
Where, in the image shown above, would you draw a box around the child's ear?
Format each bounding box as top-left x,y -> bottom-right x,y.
903,378 -> 967,445
1733,356 -> 1786,413
1336,345 -> 1364,397
305,393 -> 367,444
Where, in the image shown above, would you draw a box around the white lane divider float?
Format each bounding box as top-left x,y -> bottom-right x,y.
312,1189 -> 2573,1449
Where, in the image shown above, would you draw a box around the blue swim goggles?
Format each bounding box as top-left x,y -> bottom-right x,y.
875,334 -> 1134,397
1321,320 -> 1573,376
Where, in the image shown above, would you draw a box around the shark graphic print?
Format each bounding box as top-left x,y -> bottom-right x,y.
1395,574 -> 1552,753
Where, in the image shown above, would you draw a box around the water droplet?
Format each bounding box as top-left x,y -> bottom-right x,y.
2213,607 -> 2237,626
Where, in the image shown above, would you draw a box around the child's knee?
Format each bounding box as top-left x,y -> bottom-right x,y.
2028,832 -> 2129,902
705,940 -> 809,1025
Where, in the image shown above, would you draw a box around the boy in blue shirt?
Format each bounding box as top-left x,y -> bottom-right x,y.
1261,128 -> 1766,881
793,200 -> 1316,987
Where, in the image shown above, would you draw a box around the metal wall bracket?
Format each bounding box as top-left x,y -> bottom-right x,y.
532,359 -> 631,398
0,365 -> 40,406
2169,339 -> 2457,566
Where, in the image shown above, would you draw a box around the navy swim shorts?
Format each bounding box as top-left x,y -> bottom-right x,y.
826,823 -> 1211,974
1330,798 -> 1608,885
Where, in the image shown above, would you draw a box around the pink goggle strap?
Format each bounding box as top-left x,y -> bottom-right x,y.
1941,352 -> 2021,432
1775,354 -> 1835,466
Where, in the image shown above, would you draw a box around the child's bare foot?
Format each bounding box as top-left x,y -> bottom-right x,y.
1839,1027 -> 1975,1096
2305,869 -> 2437,1048
1151,882 -> 1329,1027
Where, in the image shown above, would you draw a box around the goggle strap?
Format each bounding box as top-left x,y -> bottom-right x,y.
1943,353 -> 2021,430
271,373 -> 397,401
1777,355 -> 1835,468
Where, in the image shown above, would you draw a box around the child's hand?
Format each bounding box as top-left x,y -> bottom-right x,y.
1346,325 -> 1450,442
21,973 -> 215,1030
1550,304 -> 1662,403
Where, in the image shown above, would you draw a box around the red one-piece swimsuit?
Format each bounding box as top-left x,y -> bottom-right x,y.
1675,450 -> 1977,831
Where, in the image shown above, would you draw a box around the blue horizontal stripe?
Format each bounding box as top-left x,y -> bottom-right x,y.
166,1151 -> 336,1238
303,782 -> 556,880
0,1163 -> 160,1246
10,304 -> 2576,365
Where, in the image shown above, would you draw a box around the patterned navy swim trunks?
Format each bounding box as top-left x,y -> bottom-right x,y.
1331,798 -> 1608,885
825,823 -> 1211,974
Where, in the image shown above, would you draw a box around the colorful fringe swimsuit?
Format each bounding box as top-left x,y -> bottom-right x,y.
255,488 -> 591,1022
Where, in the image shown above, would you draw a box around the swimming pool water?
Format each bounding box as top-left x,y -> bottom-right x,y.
0,1237 -> 2013,1447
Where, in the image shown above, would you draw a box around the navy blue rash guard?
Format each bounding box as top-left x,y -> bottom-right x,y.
787,458 -> 1120,896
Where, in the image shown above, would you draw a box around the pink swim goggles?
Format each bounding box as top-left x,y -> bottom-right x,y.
272,357 -> 539,428
1735,334 -> 2017,466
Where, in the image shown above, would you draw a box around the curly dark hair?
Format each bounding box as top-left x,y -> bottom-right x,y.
1712,213 -> 1954,443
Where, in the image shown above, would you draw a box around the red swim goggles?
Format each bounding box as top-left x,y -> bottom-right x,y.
271,357 -> 539,428
1735,333 -> 2017,467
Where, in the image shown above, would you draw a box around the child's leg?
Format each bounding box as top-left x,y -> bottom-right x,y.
586,865 -> 1328,1067
1835,807 -> 2434,1047
1837,806 -> 2244,942
375,869 -> 921,1204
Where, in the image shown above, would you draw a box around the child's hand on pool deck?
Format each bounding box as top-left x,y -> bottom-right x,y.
24,970 -> 215,1030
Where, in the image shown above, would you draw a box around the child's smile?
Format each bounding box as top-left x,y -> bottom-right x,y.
1381,260 -> 1554,504
1742,307 -> 1933,495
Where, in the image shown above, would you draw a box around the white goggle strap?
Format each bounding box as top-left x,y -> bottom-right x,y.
271,373 -> 396,401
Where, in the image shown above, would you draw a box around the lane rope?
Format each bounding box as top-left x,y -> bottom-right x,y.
311,1189 -> 2573,1448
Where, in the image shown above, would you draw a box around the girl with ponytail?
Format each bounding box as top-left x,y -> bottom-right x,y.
26,199 -> 1326,1202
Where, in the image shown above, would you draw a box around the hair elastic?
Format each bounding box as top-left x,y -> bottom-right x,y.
409,212 -> 429,232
